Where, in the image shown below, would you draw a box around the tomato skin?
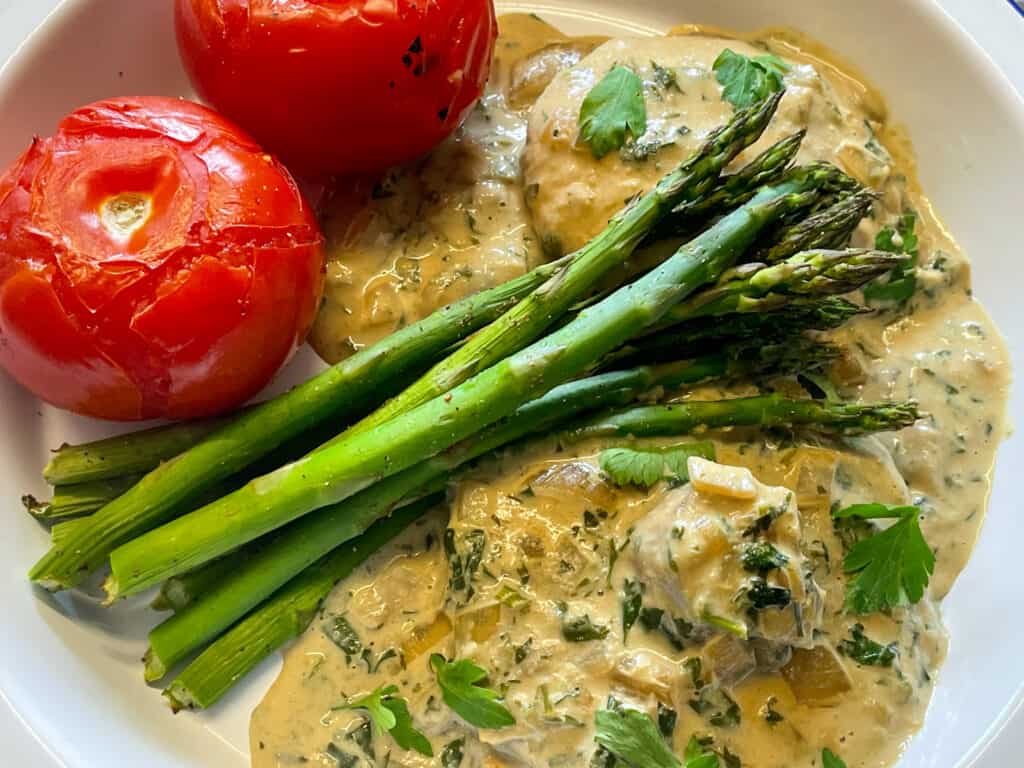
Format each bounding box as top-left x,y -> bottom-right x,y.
0,96 -> 325,421
175,0 -> 497,177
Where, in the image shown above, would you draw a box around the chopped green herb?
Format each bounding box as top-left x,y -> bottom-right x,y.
639,606 -> 693,649
822,748 -> 847,768
445,528 -> 487,599
837,623 -> 897,667
760,696 -> 784,725
833,503 -> 935,614
562,613 -> 611,642
657,702 -> 678,739
622,579 -> 644,639
347,719 -> 374,759
864,212 -> 919,303
689,686 -> 741,728
514,637 -> 533,664
322,615 -> 362,662
712,49 -> 789,109
430,654 -> 516,729
600,442 -> 715,488
337,684 -> 433,756
578,66 -> 648,158
441,738 -> 465,768
594,707 -> 682,768
651,61 -> 681,92
740,542 -> 789,574
325,743 -> 359,768
745,578 -> 792,610
683,734 -> 721,768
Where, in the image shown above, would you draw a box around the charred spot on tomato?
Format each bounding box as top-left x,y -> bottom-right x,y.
438,106 -> 450,122
408,36 -> 422,54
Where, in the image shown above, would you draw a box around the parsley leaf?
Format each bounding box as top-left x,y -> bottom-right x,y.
594,707 -> 682,768
837,623 -> 897,667
833,503 -> 935,614
683,735 -> 721,768
622,579 -> 644,639
822,748 -> 847,768
562,613 -> 611,642
864,212 -> 919,303
713,49 -> 789,109
429,654 -> 516,729
339,685 -> 433,756
600,442 -> 716,488
578,66 -> 648,158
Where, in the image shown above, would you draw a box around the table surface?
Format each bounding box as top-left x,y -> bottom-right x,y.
0,0 -> 1020,765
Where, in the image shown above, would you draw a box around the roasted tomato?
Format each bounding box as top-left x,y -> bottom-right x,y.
174,0 -> 498,177
0,96 -> 324,421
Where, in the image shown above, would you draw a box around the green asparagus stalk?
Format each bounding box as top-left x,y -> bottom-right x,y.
659,249 -> 903,324
316,94 -> 784,455
29,97 -> 784,592
632,296 -> 866,349
22,475 -> 143,521
42,423 -> 229,486
142,340 -> 836,679
672,130 -> 805,220
50,518 -> 91,546
162,391 -> 918,709
150,556 -> 245,612
568,394 -> 920,442
755,190 -> 876,263
164,494 -> 441,711
104,167 -> 840,601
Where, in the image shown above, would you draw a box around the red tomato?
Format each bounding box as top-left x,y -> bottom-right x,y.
174,0 -> 497,177
0,96 -> 325,421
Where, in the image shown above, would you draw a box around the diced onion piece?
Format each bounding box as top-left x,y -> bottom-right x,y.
703,633 -> 757,687
688,457 -> 758,500
611,649 -> 679,700
781,645 -> 852,705
401,612 -> 453,662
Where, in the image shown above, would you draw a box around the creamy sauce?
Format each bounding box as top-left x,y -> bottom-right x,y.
308,15 -> 576,363
255,13 -> 1010,768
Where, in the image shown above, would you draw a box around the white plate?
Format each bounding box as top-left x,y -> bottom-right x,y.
1,1 -> 1022,766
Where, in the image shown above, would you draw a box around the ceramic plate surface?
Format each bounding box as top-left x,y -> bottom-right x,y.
0,1 -> 1022,766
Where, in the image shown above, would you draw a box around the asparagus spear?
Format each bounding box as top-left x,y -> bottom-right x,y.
29,97 -> 784,592
143,340 -> 836,679
102,167 -> 838,601
150,556 -> 245,613
659,248 -> 903,323
755,190 -> 876,263
671,130 -> 805,221
42,422 -> 229,486
22,475 -> 143,521
163,392 -> 918,710
50,518 -> 91,546
164,494 -> 441,711
568,394 -> 920,441
633,296 -> 866,348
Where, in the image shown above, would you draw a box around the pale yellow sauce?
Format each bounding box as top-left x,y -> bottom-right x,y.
253,13 -> 1010,768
